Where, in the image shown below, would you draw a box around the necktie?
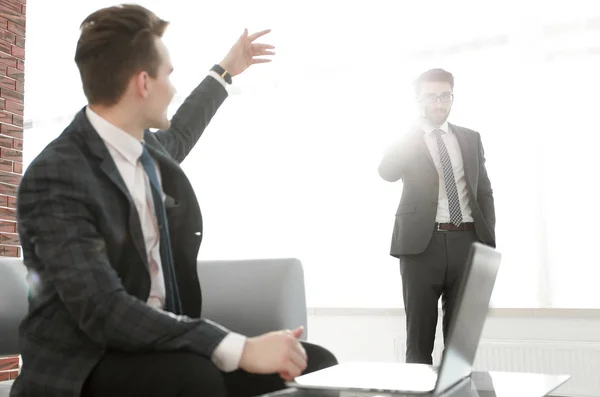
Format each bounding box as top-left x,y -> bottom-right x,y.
139,146 -> 182,314
432,129 -> 463,226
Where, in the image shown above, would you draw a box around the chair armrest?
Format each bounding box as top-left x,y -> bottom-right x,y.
197,258 -> 308,340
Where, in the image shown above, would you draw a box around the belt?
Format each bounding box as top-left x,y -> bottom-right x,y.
435,222 -> 475,232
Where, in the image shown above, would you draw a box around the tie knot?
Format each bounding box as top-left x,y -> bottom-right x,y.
432,129 -> 445,137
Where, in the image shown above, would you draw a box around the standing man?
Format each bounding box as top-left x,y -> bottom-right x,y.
12,4 -> 336,397
378,68 -> 496,364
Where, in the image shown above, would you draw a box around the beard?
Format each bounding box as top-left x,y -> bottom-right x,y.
423,107 -> 450,127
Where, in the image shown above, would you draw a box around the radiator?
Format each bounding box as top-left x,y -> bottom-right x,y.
394,338 -> 600,397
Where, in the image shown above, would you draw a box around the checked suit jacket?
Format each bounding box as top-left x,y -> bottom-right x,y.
11,76 -> 230,397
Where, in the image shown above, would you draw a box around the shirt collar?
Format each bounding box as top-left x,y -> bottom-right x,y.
420,120 -> 451,137
85,106 -> 143,166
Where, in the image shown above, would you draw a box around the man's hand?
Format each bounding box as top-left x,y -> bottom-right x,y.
238,326 -> 307,380
219,28 -> 275,77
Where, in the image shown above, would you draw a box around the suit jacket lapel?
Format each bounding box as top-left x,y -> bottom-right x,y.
450,123 -> 476,188
75,108 -> 149,268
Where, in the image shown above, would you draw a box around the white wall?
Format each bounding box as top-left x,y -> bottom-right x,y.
305,309 -> 600,397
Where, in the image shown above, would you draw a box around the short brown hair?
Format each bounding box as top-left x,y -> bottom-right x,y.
74,4 -> 169,106
413,68 -> 454,96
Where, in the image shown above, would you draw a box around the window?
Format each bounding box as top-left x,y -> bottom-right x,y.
23,0 -> 600,308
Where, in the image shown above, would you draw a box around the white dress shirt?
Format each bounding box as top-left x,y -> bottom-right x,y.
85,73 -> 246,372
421,121 -> 474,223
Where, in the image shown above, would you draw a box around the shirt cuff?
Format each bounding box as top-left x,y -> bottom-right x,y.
211,332 -> 247,372
208,71 -> 228,89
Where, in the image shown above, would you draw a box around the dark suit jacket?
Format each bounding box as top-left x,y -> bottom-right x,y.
378,123 -> 496,258
11,77 -> 230,397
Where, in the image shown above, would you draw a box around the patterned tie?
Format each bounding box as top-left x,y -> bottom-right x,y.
139,146 -> 182,314
432,129 -> 463,226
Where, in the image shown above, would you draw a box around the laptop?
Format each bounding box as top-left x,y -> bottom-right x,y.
288,242 -> 501,395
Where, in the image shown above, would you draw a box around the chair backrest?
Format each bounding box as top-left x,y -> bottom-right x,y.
197,258 -> 308,340
0,257 -> 28,356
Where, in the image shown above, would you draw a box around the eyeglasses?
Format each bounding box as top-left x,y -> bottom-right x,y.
418,93 -> 454,104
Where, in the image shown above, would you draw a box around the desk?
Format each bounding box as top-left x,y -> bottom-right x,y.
258,371 -> 570,397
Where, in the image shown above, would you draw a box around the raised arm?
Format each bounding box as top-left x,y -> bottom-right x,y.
378,136 -> 412,182
154,76 -> 228,163
154,28 -> 275,163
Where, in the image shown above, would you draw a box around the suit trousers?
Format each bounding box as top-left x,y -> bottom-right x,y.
81,341 -> 337,397
399,229 -> 477,364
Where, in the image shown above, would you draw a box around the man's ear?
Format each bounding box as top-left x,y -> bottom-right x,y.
134,71 -> 150,99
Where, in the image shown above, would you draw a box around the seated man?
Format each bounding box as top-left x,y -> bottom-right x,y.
11,4 -> 336,397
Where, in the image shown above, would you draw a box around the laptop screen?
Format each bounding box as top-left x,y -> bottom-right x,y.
434,242 -> 502,393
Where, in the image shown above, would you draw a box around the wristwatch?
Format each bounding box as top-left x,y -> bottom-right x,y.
210,64 -> 232,85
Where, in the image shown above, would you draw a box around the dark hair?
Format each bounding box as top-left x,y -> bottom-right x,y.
413,68 -> 454,96
74,4 -> 169,106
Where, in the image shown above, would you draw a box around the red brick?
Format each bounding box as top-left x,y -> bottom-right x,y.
0,17 -> 7,29
0,65 -> 5,76
6,66 -> 23,81
15,79 -> 22,93
0,51 -> 16,68
0,356 -> 19,368
0,38 -> 11,54
0,13 -> 24,29
0,369 -> 18,381
0,122 -> 21,138
0,206 -> 16,220
7,195 -> 15,208
0,220 -> 15,232
14,34 -> 23,48
6,20 -> 24,36
0,110 -> 11,124
21,5 -> 25,15
16,59 -> 22,70
5,99 -> 21,115
0,194 -> 6,206
0,28 -> 15,44
0,75 -> 14,90
12,160 -> 20,173
12,137 -> 21,149
1,87 -> 22,103
0,170 -> 20,185
0,10 -> 18,22
0,97 -> 4,111
0,134 -> 12,148
12,113 -> 21,126
0,147 -> 20,162
0,0 -> 23,15
0,158 -> 10,171
0,244 -> 19,256
0,182 -> 15,196
0,232 -> 19,245
11,44 -> 23,59
0,6 -> 17,19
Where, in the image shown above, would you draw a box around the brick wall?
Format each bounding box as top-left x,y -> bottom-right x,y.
0,0 -> 25,383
